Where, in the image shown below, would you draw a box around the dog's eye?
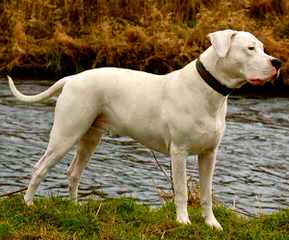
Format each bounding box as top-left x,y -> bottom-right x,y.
248,46 -> 255,51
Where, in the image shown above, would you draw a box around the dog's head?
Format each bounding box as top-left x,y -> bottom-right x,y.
208,29 -> 281,87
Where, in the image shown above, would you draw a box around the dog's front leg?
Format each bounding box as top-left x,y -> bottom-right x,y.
170,144 -> 191,224
198,149 -> 222,230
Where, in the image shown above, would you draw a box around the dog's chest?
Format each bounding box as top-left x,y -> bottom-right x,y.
189,117 -> 225,153
169,110 -> 225,154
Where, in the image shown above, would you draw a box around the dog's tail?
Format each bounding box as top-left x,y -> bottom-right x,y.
7,76 -> 68,103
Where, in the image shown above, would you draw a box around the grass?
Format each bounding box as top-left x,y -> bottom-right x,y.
0,195 -> 288,239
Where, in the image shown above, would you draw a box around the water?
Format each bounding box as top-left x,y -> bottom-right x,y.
0,79 -> 288,215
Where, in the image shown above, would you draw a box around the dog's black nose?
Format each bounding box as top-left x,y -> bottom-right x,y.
271,58 -> 282,70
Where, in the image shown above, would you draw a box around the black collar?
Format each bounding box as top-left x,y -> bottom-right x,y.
196,58 -> 233,96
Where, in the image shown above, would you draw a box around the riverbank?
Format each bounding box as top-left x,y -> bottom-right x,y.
1,0 -> 289,93
0,195 -> 288,239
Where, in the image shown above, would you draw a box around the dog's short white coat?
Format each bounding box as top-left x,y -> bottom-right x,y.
8,29 -> 278,230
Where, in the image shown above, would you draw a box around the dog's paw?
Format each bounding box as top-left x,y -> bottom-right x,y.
205,217 -> 223,230
177,215 -> 191,225
23,195 -> 34,207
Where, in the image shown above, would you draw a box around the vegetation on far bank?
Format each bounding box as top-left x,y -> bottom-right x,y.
0,195 -> 288,240
1,0 -> 289,93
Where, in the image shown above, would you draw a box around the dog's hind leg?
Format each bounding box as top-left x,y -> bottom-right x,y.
24,137 -> 77,206
67,121 -> 105,202
24,90 -> 99,206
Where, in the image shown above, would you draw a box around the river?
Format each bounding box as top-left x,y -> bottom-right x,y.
0,79 -> 288,215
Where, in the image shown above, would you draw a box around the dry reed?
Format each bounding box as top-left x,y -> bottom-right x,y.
1,0 -> 289,88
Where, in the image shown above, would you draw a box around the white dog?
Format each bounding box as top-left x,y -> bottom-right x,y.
8,29 -> 281,230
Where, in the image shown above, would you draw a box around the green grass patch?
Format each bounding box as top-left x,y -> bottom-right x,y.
0,195 -> 288,239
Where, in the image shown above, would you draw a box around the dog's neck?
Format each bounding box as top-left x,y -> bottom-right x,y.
199,46 -> 246,89
196,58 -> 233,96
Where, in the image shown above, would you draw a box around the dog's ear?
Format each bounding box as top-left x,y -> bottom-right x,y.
208,30 -> 237,58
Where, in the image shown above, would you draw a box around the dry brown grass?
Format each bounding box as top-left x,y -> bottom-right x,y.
1,0 -> 289,86
157,178 -> 220,209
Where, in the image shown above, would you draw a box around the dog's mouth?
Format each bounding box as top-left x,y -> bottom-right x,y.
247,69 -> 279,86
248,78 -> 267,86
